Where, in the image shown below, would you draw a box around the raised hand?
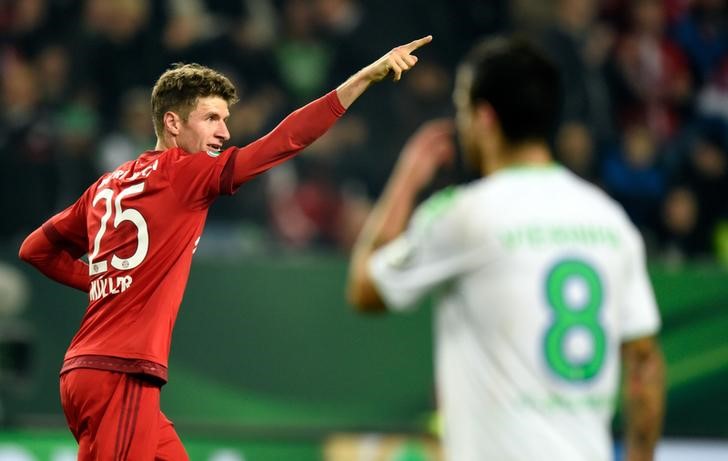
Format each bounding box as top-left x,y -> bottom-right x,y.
394,118 -> 456,191
364,35 -> 433,82
336,35 -> 432,109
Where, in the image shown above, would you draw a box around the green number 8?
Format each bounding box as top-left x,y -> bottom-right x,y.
544,260 -> 606,381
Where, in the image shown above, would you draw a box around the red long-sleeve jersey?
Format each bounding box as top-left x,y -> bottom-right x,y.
20,91 -> 345,382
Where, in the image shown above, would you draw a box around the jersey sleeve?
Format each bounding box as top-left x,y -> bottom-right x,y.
231,90 -> 346,185
368,187 -> 495,311
166,147 -> 240,210
618,224 -> 661,341
166,91 -> 345,211
41,187 -> 92,258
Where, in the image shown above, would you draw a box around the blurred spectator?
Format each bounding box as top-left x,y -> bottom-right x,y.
556,121 -> 599,183
335,185 -> 372,251
612,0 -> 692,141
602,0 -> 690,29
657,186 -> 703,262
315,0 -> 373,84
54,98 -> 99,205
161,0 -> 219,63
74,0 -> 159,129
540,0 -> 615,144
98,87 -> 155,173
0,56 -> 58,239
391,61 -> 451,139
34,44 -> 72,109
218,0 -> 280,94
273,0 -> 331,104
697,56 -> 728,122
602,122 -> 666,229
2,0 -> 51,57
512,0 -> 552,31
672,0 -> 728,86
266,166 -> 310,248
662,119 -> 728,258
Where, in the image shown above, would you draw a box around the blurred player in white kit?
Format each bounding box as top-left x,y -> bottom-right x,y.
348,36 -> 665,461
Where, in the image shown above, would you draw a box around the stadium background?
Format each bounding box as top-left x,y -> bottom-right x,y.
0,0 -> 727,459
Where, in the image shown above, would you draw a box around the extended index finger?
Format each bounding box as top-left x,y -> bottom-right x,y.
403,35 -> 433,53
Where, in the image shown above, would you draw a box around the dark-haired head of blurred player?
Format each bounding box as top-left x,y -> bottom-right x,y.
349,36 -> 664,461
453,37 -> 560,175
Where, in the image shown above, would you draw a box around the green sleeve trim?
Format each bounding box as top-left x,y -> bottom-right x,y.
412,186 -> 460,233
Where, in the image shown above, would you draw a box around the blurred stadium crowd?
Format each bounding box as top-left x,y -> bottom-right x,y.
1,0 -> 727,262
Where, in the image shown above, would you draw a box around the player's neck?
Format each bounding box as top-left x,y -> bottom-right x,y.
155,136 -> 176,151
490,143 -> 553,173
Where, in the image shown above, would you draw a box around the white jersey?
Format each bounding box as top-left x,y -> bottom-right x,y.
369,165 -> 660,461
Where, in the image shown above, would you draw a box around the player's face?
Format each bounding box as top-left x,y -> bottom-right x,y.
177,96 -> 231,155
453,68 -> 481,172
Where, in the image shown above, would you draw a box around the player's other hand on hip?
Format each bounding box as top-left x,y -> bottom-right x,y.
395,119 -> 456,190
363,35 -> 433,83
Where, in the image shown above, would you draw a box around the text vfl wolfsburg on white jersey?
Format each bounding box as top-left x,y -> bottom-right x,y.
369,166 -> 660,461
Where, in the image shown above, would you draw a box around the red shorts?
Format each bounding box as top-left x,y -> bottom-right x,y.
60,368 -> 188,460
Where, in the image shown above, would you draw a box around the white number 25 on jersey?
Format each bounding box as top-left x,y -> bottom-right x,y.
88,184 -> 149,276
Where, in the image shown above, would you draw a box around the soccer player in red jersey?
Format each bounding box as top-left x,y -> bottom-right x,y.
18,36 -> 432,460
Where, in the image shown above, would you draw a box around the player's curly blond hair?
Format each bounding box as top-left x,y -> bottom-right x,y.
151,63 -> 239,137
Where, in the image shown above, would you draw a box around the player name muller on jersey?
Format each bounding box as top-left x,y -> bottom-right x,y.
89,275 -> 133,302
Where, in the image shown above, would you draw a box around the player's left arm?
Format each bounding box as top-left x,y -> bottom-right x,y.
18,189 -> 91,292
19,226 -> 90,292
230,36 -> 433,187
347,120 -> 455,312
621,335 -> 665,461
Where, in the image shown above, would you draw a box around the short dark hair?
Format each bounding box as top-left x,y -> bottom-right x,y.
151,63 -> 239,137
461,36 -> 561,144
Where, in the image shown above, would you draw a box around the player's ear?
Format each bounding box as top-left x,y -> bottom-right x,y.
474,103 -> 496,131
476,103 -> 506,144
163,111 -> 182,136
